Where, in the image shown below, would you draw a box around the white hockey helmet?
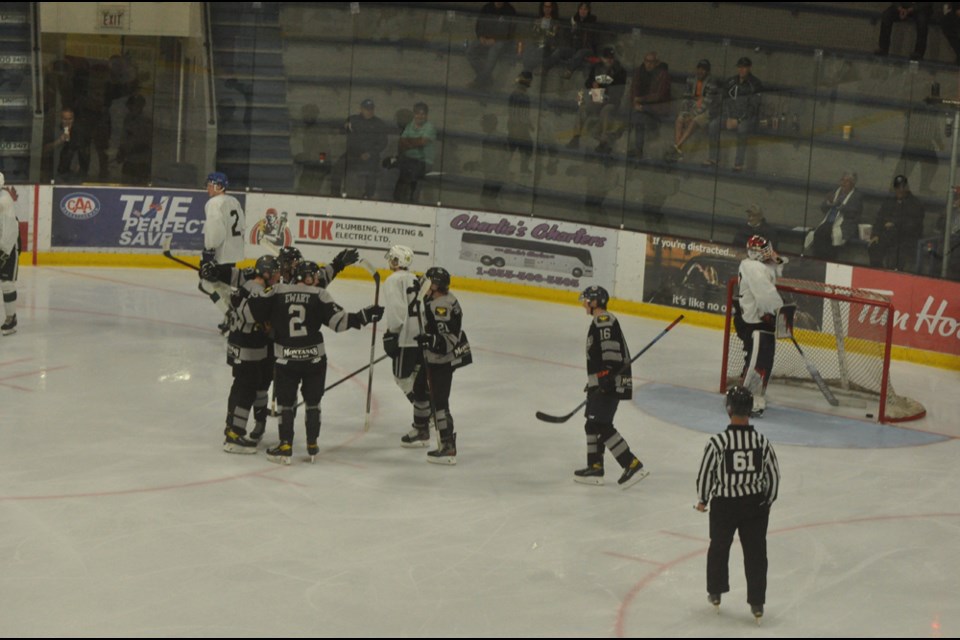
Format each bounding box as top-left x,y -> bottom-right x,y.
385,245 -> 414,269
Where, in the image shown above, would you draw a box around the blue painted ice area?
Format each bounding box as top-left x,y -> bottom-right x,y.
634,383 -> 949,448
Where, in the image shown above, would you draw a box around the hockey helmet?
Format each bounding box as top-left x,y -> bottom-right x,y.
296,260 -> 321,284
278,246 -> 303,278
254,255 -> 279,282
578,285 -> 609,309
206,171 -> 229,190
425,266 -> 451,291
746,235 -> 773,262
385,245 -> 414,269
725,385 -> 754,417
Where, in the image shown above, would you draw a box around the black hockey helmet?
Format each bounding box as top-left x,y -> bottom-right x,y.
425,266 -> 451,291
579,285 -> 609,309
254,255 -> 279,281
725,385 -> 754,417
296,260 -> 321,283
278,246 -> 303,280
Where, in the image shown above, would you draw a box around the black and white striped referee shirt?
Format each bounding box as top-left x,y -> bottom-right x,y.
696,425 -> 780,504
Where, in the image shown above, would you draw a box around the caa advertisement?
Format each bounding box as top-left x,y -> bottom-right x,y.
244,194 -> 434,267
433,209 -> 617,291
50,187 -> 237,251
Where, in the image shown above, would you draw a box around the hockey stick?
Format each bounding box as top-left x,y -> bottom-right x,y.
161,235 -> 200,271
272,354 -> 391,415
777,305 -> 839,407
535,314 -> 685,424
359,259 -> 381,431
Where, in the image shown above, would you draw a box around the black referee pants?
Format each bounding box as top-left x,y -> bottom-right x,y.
707,494 -> 770,606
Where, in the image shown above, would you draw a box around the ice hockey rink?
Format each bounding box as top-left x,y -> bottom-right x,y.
1,266 -> 958,638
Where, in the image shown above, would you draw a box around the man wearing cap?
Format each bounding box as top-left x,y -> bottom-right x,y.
707,57 -> 763,172
673,59 -> 720,158
629,51 -> 671,159
332,98 -> 389,199
734,204 -> 779,251
567,46 -> 627,154
868,175 -> 926,271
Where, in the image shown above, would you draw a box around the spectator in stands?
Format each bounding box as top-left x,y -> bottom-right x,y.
807,170 -> 863,261
393,102 -> 437,204
629,51 -> 671,160
869,175 -> 926,271
733,204 -> 780,251
331,98 -> 390,199
566,46 -> 627,155
467,2 -> 518,90
706,57 -> 762,172
672,59 -> 720,160
116,94 -> 153,186
507,71 -> 534,174
875,2 -> 933,61
44,107 -> 89,181
522,2 -> 562,76
546,2 -> 599,80
941,3 -> 960,65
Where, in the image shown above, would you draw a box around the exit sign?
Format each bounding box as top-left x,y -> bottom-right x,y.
98,4 -> 127,30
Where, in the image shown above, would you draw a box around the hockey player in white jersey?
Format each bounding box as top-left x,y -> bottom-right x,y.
0,173 -> 19,335
733,235 -> 785,417
201,172 -> 246,332
381,245 -> 433,447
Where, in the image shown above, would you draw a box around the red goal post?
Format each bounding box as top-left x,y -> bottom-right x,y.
720,277 -> 926,423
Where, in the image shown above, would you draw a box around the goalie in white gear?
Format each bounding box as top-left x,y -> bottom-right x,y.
734,235 -> 785,417
382,245 -> 432,447
0,172 -> 19,335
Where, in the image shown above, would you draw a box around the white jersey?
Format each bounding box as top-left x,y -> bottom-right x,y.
0,189 -> 18,255
0,189 -> 20,255
737,258 -> 783,324
383,269 -> 423,347
203,193 -> 245,264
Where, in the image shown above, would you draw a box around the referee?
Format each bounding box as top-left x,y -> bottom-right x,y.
695,385 -> 780,623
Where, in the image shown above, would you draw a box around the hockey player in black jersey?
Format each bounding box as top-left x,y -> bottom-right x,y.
200,255 -> 280,454
248,260 -> 383,464
414,267 -> 471,465
573,286 -> 647,488
277,245 -> 359,286
695,385 -> 780,623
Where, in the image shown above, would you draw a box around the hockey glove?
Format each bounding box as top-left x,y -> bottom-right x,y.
596,367 -> 617,394
199,261 -> 219,282
416,332 -> 446,354
359,304 -> 384,325
760,313 -> 776,331
201,249 -> 216,267
330,248 -> 360,273
382,330 -> 400,358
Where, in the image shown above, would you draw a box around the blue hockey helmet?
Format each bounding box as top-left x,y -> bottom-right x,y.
206,171 -> 229,190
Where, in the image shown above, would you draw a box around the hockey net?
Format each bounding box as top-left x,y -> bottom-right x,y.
720,278 -> 926,423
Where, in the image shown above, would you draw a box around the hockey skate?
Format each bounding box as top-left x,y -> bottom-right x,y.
573,463 -> 604,486
400,424 -> 430,448
266,441 -> 293,465
751,604 -> 763,624
223,428 -> 258,454
750,395 -> 766,418
426,437 -> 456,465
249,422 -> 266,442
1,314 -> 16,336
618,458 -> 649,489
707,593 -> 721,613
307,441 -> 319,463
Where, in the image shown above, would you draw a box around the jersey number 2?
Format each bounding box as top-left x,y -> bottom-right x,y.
230,210 -> 242,237
289,304 -> 307,337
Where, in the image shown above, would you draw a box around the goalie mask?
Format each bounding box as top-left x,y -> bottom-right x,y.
725,385 -> 754,417
746,235 -> 773,262
385,245 -> 414,269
